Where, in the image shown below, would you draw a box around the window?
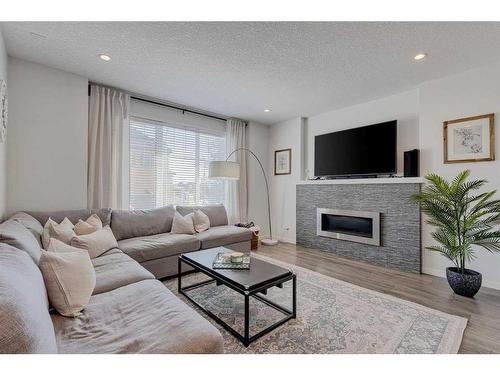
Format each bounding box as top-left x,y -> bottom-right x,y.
129,117 -> 226,210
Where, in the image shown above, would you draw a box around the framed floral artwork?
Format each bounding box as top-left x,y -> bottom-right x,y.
274,148 -> 291,175
443,113 -> 495,163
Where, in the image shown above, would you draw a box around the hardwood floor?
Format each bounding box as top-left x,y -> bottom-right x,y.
255,242 -> 500,354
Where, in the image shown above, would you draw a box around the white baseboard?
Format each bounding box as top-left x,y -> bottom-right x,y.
259,238 -> 296,245
276,237 -> 296,245
259,234 -> 295,245
423,266 -> 500,290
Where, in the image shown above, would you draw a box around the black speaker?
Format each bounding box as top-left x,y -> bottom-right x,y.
404,149 -> 419,177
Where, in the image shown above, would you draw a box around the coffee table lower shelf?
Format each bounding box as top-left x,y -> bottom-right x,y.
178,256 -> 297,347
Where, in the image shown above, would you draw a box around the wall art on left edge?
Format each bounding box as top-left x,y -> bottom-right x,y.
0,79 -> 7,143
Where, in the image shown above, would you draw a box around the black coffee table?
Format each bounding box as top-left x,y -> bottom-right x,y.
178,247 -> 296,347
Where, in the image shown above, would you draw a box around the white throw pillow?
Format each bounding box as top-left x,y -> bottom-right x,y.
39,239 -> 96,317
42,217 -> 75,249
193,209 -> 210,233
74,214 -> 103,236
171,212 -> 195,234
70,225 -> 118,258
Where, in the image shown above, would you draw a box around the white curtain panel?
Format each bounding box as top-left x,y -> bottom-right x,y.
88,85 -> 130,209
225,119 -> 248,224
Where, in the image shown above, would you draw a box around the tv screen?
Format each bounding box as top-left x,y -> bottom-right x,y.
314,120 -> 397,177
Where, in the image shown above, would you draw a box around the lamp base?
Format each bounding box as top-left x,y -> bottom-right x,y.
261,238 -> 279,246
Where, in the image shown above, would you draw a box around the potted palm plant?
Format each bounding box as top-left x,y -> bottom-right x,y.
411,170 -> 500,297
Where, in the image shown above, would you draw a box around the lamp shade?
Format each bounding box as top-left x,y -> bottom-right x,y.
208,161 -> 240,180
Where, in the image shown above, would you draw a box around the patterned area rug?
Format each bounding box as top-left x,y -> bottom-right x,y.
164,254 -> 467,353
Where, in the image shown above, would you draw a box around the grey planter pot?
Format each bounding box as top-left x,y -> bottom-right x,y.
446,267 -> 482,298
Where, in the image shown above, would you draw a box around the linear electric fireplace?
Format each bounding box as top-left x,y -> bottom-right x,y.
316,208 -> 380,246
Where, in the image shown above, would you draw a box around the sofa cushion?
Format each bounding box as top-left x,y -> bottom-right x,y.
91,250 -> 155,295
118,232 -> 200,263
176,204 -> 228,227
193,209 -> 210,233
111,205 -> 176,241
8,212 -> 44,244
26,208 -> 112,227
0,220 -> 43,264
196,225 -> 252,249
51,279 -> 224,353
0,244 -> 57,354
71,226 -> 119,258
171,211 -> 195,234
74,214 -> 103,235
40,240 -> 96,317
42,217 -> 75,249
99,247 -> 123,256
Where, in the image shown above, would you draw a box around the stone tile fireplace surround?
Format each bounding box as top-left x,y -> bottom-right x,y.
296,178 -> 423,273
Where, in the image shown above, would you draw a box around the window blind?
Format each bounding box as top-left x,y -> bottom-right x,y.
129,117 -> 226,210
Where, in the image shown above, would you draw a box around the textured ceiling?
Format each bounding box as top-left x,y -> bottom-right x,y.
2,22 -> 500,125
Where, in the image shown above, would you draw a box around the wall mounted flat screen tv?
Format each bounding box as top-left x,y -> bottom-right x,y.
314,120 -> 397,178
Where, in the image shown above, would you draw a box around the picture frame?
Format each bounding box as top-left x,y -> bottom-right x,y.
0,79 -> 7,144
274,148 -> 291,175
443,113 -> 495,164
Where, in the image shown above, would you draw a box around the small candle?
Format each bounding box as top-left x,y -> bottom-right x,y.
230,252 -> 244,263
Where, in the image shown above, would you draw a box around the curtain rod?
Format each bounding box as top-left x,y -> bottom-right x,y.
88,83 -> 247,125
131,96 -> 228,123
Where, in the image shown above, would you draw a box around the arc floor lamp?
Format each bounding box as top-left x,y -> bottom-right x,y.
209,147 -> 278,246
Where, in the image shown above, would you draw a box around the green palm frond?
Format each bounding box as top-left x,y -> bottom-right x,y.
450,170 -> 471,192
412,169 -> 500,274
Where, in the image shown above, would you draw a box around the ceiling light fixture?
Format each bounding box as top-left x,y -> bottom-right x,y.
414,53 -> 427,61
264,109 -> 271,113
99,54 -> 112,62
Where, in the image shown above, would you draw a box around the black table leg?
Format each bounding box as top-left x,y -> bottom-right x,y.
292,274 -> 297,319
244,293 -> 250,347
177,257 -> 182,292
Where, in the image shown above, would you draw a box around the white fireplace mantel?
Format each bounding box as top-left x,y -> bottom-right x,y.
296,177 -> 425,186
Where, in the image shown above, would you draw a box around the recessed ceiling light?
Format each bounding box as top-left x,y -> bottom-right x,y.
264,109 -> 271,113
99,54 -> 112,62
414,53 -> 427,61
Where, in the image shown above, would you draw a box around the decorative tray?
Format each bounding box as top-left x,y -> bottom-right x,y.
213,252 -> 251,270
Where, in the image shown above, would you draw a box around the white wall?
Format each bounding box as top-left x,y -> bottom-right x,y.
247,121 -> 270,237
419,61 -> 500,289
0,30 -> 7,220
268,117 -> 304,243
7,58 -> 88,214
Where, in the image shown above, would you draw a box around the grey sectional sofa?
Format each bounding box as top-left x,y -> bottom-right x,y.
0,204 -> 252,354
27,204 -> 252,279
